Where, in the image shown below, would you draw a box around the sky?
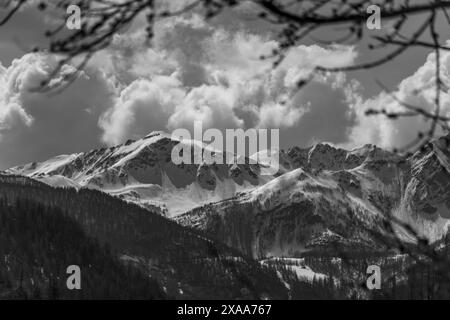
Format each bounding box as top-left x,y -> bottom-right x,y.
1,1 -> 450,169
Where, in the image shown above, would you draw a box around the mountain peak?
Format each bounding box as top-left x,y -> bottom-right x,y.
7,130 -> 266,216
143,131 -> 169,139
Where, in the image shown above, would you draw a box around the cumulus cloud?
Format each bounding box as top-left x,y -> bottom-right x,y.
347,48 -> 450,149
96,15 -> 359,145
0,60 -> 33,131
0,53 -> 116,169
6,3 -> 450,171
99,75 -> 184,145
0,13 -> 362,168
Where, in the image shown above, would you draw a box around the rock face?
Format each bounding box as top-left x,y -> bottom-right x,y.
6,132 -> 262,216
177,136 -> 450,258
6,132 -> 450,258
394,135 -> 450,242
176,168 -> 389,258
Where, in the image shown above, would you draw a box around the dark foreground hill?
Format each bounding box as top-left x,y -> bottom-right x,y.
0,174 -> 287,299
0,198 -> 165,299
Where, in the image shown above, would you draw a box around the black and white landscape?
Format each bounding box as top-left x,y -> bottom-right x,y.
1,1 -> 450,300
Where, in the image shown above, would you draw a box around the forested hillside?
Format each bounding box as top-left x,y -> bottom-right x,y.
0,199 -> 165,299
2,173 -> 449,299
0,174 -> 288,299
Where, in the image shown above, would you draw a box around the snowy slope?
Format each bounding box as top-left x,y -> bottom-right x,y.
6,132 -> 265,216
5,131 -> 450,252
177,134 -> 450,258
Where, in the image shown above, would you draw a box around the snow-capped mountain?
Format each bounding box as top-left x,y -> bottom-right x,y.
5,132 -> 266,216
5,131 -> 450,256
394,135 -> 450,241
176,135 -> 450,258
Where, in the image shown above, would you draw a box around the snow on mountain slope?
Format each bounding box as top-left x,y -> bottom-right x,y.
6,132 -> 265,216
4,129 -> 400,219
177,135 -> 450,258
285,142 -> 393,172
5,129 -> 450,253
261,258 -> 328,287
176,164 -> 390,258
392,135 -> 450,242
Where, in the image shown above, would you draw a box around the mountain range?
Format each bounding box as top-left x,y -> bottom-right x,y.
2,131 -> 450,299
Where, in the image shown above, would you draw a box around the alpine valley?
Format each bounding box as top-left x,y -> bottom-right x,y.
2,131 -> 450,299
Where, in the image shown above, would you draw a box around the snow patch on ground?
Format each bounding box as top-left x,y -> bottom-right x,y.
261,258 -> 328,283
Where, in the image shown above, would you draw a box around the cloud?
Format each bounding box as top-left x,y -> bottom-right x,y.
347,48 -> 450,149
278,72 -> 361,148
293,44 -> 357,68
7,2 -> 449,171
0,13 -> 361,168
96,15 -> 359,145
168,84 -> 244,131
0,59 -> 33,131
0,53 -> 116,169
90,14 -> 213,86
99,75 -> 184,145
